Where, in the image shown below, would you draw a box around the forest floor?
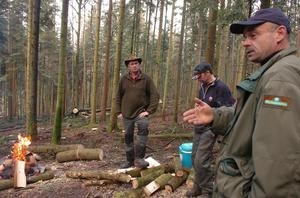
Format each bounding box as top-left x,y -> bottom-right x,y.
0,112 -> 212,198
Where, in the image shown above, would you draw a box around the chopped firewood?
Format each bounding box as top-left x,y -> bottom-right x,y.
164,171 -> 188,193
0,170 -> 54,190
66,170 -> 131,183
13,160 -> 26,188
113,188 -> 144,198
185,168 -> 195,189
132,169 -> 164,189
143,173 -> 172,196
56,148 -> 103,163
124,167 -> 142,177
83,179 -> 116,187
28,144 -> 85,158
140,163 -> 174,177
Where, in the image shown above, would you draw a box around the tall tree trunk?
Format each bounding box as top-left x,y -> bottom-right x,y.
205,0 -> 218,67
99,0 -> 112,122
173,0 -> 186,123
109,0 -> 125,132
52,0 -> 69,144
142,0 -> 153,73
26,0 -> 40,141
153,0 -> 164,88
90,0 -> 102,124
162,0 -> 175,120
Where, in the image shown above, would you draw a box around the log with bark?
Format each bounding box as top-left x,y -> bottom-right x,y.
28,144 -> 85,158
164,171 -> 188,193
143,173 -> 173,196
185,168 -> 195,189
113,188 -> 144,198
83,179 -> 116,187
66,170 -> 131,183
56,148 -> 103,163
140,162 -> 175,177
0,170 -> 54,191
132,169 -> 164,189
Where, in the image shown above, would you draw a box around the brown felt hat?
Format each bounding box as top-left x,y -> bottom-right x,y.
124,54 -> 142,66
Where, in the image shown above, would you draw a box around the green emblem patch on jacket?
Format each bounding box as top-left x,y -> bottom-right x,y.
263,95 -> 290,110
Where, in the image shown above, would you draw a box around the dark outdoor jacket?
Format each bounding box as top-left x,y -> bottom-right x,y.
199,78 -> 235,108
212,47 -> 300,198
116,71 -> 160,119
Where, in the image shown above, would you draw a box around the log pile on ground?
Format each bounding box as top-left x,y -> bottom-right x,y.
65,156 -> 194,197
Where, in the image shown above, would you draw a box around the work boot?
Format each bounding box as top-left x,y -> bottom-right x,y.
134,158 -> 149,168
185,185 -> 202,197
120,161 -> 134,169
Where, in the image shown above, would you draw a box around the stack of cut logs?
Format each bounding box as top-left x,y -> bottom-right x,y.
65,157 -> 195,198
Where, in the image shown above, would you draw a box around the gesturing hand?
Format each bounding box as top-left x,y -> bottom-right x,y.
183,98 -> 214,125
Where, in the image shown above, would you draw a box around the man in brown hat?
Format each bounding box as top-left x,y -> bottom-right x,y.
116,54 -> 160,169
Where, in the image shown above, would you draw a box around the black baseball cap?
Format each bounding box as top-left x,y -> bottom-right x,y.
192,62 -> 212,80
230,8 -> 291,34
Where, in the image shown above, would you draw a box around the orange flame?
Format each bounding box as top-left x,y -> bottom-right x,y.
12,134 -> 31,161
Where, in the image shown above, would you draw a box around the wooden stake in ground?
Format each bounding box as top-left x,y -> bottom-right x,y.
13,160 -> 26,188
66,170 -> 131,183
56,148 -> 104,163
143,173 -> 172,196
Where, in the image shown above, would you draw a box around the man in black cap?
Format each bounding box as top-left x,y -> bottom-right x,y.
186,62 -> 235,197
183,8 -> 300,197
116,54 -> 159,169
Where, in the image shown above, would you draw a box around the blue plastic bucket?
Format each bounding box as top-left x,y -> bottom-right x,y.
179,142 -> 193,168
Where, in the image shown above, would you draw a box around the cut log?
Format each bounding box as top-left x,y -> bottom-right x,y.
185,168 -> 195,189
124,167 -> 142,177
13,160 -> 26,188
83,179 -> 115,186
29,144 -> 85,156
0,170 -> 54,191
140,163 -> 175,177
66,170 -> 131,183
132,169 -> 164,189
113,188 -> 144,198
143,173 -> 172,196
164,171 -> 188,193
56,148 -> 103,163
27,170 -> 54,184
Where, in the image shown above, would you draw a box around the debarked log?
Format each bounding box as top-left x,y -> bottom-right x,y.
113,188 -> 144,198
66,170 -> 131,183
132,169 -> 164,189
56,148 -> 103,163
83,179 -> 116,186
0,170 -> 54,191
29,144 -> 85,154
143,173 -> 172,196
164,171 -> 188,193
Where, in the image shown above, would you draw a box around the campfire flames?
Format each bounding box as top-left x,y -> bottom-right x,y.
12,134 -> 31,161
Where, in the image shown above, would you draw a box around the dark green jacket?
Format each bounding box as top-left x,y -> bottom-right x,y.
116,71 -> 160,119
212,47 -> 300,198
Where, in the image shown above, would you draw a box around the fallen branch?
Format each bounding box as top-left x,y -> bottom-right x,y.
56,148 -> 103,163
66,170 -> 131,183
83,179 -> 116,187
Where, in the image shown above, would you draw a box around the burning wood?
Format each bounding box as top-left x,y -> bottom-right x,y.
12,134 -> 31,188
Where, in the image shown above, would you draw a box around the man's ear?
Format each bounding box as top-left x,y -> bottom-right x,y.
275,25 -> 287,43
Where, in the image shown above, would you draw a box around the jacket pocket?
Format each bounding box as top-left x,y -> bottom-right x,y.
215,156 -> 254,198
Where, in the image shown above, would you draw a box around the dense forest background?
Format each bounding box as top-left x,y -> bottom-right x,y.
0,0 -> 299,142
